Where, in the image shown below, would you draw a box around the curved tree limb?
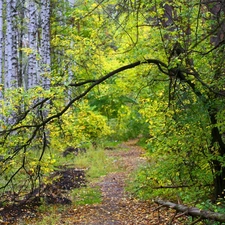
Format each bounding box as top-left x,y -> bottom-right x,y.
0,59 -> 168,169
1,57 -> 222,144
155,199 -> 225,223
42,59 -> 168,121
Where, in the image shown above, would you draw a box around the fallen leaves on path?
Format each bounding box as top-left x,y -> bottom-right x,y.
58,139 -> 188,225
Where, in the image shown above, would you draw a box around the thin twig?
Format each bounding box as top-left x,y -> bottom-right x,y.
189,217 -> 202,225
168,211 -> 177,225
152,205 -> 165,212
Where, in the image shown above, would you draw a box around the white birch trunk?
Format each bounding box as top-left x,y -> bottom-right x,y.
68,0 -> 76,6
0,0 -> 3,125
40,0 -> 51,90
5,0 -> 18,89
27,1 -> 37,89
11,0 -> 18,87
0,0 -> 3,99
17,0 -> 26,88
5,0 -> 13,89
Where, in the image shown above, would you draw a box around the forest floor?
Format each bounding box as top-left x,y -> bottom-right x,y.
1,139 -> 189,225
54,139 -> 188,225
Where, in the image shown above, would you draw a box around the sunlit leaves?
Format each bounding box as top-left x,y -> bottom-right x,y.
50,100 -> 113,152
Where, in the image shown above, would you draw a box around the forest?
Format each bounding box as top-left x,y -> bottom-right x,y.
0,0 -> 225,224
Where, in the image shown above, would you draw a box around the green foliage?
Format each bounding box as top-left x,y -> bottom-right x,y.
0,86 -> 114,199
129,158 -> 213,203
197,199 -> 225,215
50,100 -> 113,151
0,0 -> 225,210
133,91 -> 214,202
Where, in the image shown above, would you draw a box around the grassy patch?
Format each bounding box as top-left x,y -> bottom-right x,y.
27,204 -> 67,225
30,214 -> 61,225
103,139 -> 121,147
67,147 -> 119,180
71,186 -> 102,205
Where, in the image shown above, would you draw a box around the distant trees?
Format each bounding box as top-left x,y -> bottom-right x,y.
0,0 -> 51,94
0,0 -> 54,202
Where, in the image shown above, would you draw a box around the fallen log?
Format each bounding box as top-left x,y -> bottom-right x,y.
155,199 -> 225,223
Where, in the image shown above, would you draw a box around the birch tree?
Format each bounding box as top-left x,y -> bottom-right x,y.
27,1 -> 38,89
0,0 -> 3,99
11,0 -> 18,88
40,0 -> 51,90
4,0 -> 17,89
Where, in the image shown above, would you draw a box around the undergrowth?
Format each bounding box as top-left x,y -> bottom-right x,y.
25,141 -> 121,225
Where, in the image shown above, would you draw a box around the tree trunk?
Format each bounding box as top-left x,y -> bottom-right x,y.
27,1 -> 38,89
11,0 -> 18,88
17,2 -> 25,89
4,0 -> 19,89
40,0 -> 51,90
5,0 -> 14,89
0,0 -> 3,99
209,112 -> 225,200
213,160 -> 225,200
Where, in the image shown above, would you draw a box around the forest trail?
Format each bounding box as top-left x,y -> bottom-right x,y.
58,139 -> 186,225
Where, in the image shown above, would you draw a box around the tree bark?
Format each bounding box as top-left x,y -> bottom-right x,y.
17,1 -> 25,88
40,0 -> 51,90
155,199 -> 225,223
209,112 -> 225,200
4,0 -> 19,89
11,0 -> 18,88
5,0 -> 14,89
0,0 -> 3,99
27,1 -> 38,89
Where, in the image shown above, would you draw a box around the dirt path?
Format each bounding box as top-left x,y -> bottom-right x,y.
60,139 -> 151,224
58,139 -> 187,225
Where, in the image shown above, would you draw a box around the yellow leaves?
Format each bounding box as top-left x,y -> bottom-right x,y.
1,124 -> 6,130
20,47 -> 33,55
149,11 -> 157,18
51,34 -> 62,46
50,99 -> 113,151
156,8 -> 164,17
157,91 -> 164,97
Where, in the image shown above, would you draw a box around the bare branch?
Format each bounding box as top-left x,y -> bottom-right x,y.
155,199 -> 225,223
69,79 -> 97,87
